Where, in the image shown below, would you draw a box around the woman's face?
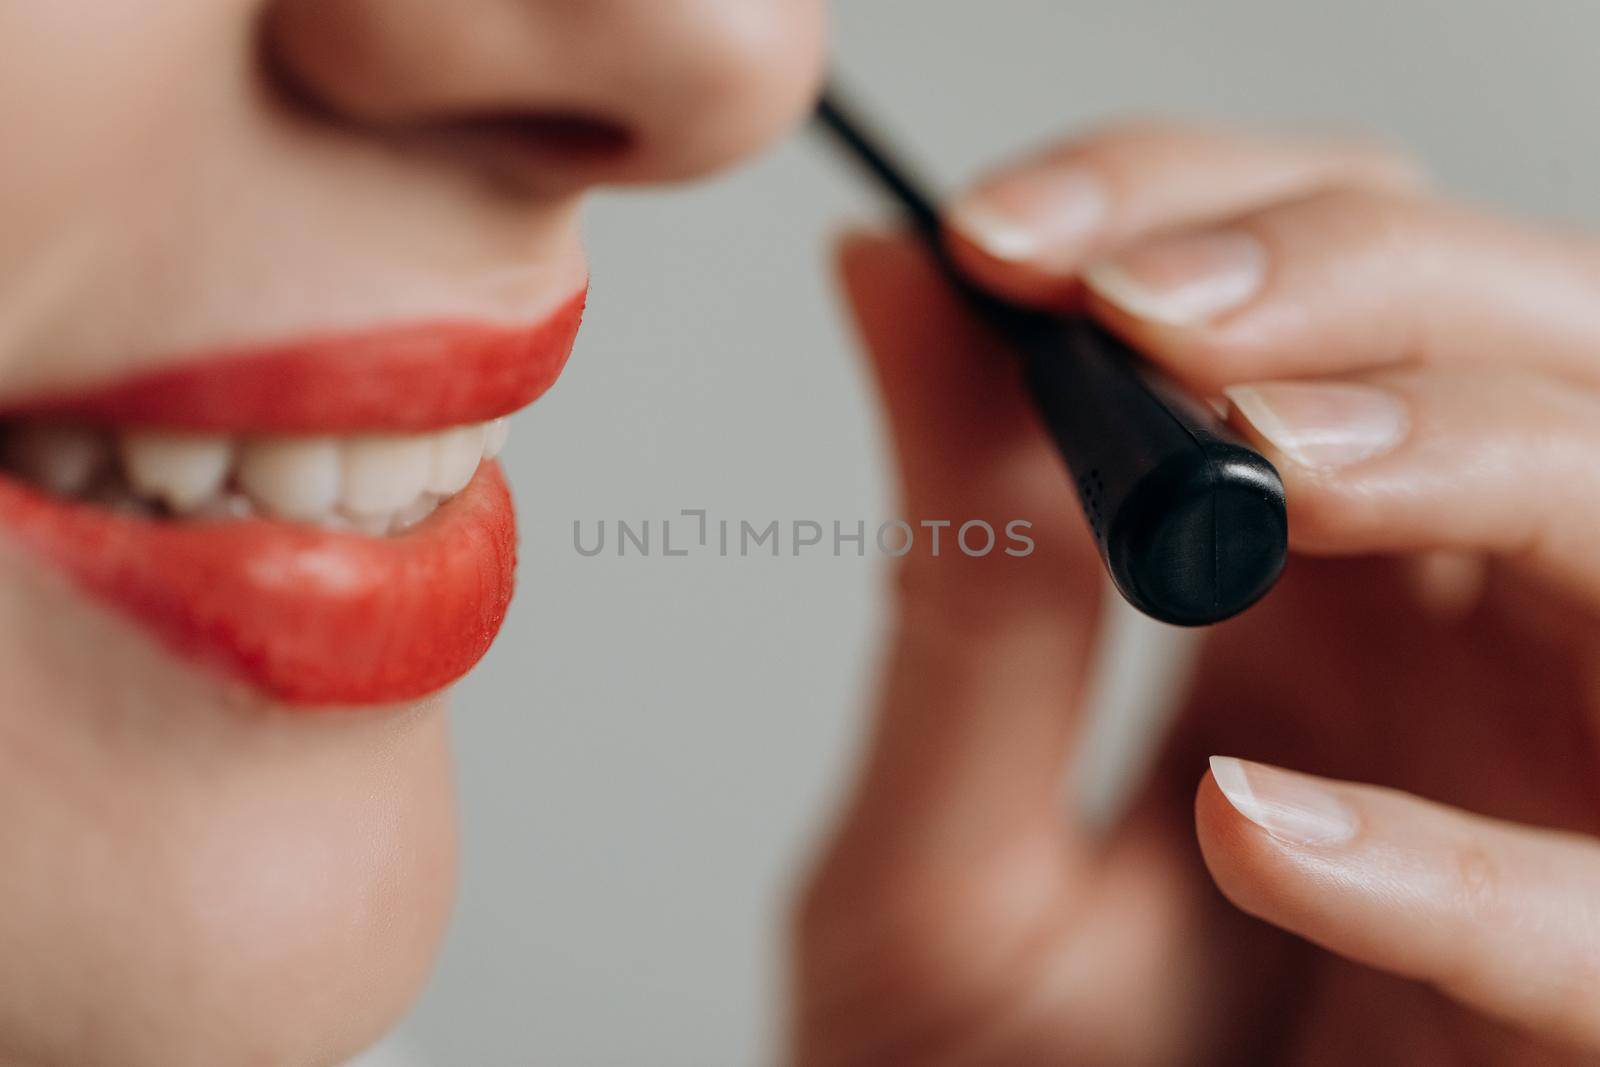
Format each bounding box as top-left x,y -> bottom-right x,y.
0,3 -> 823,1064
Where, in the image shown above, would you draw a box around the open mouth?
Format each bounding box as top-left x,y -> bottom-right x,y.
0,416 -> 511,533
0,287 -> 586,708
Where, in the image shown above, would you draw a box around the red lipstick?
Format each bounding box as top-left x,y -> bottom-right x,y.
0,287 -> 586,706
0,464 -> 515,705
2,289 -> 587,432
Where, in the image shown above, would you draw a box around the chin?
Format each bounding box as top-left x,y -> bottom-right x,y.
0,551 -> 459,1066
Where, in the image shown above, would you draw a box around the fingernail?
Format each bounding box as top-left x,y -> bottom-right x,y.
1223,382 -> 1410,470
1209,756 -> 1357,847
947,167 -> 1107,269
1084,230 -> 1266,325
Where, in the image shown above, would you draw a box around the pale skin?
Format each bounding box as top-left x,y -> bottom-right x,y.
0,2 -> 821,1065
8,4 -> 1600,1063
793,125 -> 1600,1064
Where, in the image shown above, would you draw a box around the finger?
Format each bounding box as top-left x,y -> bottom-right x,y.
796,233 -> 1108,1060
823,230 -> 1104,867
1196,757 -> 1600,1049
1215,368 -> 1600,610
943,121 -> 1423,307
1081,187 -> 1600,392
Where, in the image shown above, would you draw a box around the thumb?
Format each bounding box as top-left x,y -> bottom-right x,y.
837,228 -> 1091,530
1197,757 -> 1600,1049
812,232 -> 1105,865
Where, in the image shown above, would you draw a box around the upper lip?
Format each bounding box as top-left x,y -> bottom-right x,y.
0,287 -> 587,433
0,285 -> 588,707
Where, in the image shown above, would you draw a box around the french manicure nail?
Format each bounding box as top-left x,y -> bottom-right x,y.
1210,756 -> 1358,847
1084,230 -> 1266,325
947,167 -> 1107,269
1223,382 -> 1410,470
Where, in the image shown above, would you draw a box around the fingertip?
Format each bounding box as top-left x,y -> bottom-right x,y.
1201,758 -> 1600,1046
1214,377 -> 1419,556
944,200 -> 1046,265
1193,762 -> 1234,837
829,223 -> 1009,414
939,166 -> 1108,311
946,162 -> 1106,256
1075,292 -> 1239,397
940,221 -> 1090,312
831,227 -> 942,353
1193,757 -> 1352,926
832,225 -> 910,287
1193,764 -> 1264,886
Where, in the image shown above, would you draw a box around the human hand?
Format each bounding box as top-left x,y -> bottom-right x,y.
793,122 -> 1600,1064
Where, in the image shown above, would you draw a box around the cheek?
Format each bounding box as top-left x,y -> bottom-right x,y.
0,559 -> 458,1067
0,1 -> 248,387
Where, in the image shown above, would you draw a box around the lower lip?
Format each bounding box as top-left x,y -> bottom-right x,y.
0,462 -> 516,707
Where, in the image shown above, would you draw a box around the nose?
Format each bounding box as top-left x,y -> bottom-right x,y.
263,0 -> 827,190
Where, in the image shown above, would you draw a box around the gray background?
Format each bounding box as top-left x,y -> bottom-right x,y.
384,2 -> 1600,1063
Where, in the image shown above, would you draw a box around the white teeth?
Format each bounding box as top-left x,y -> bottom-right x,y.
5,418 -> 503,536
483,417 -> 509,459
339,434 -> 433,517
427,424 -> 485,496
348,512 -> 395,537
237,436 -> 341,521
193,491 -> 256,521
392,493 -> 441,533
119,432 -> 234,513
2,424 -> 108,495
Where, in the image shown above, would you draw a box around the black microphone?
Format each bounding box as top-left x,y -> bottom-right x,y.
814,86 -> 1286,626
